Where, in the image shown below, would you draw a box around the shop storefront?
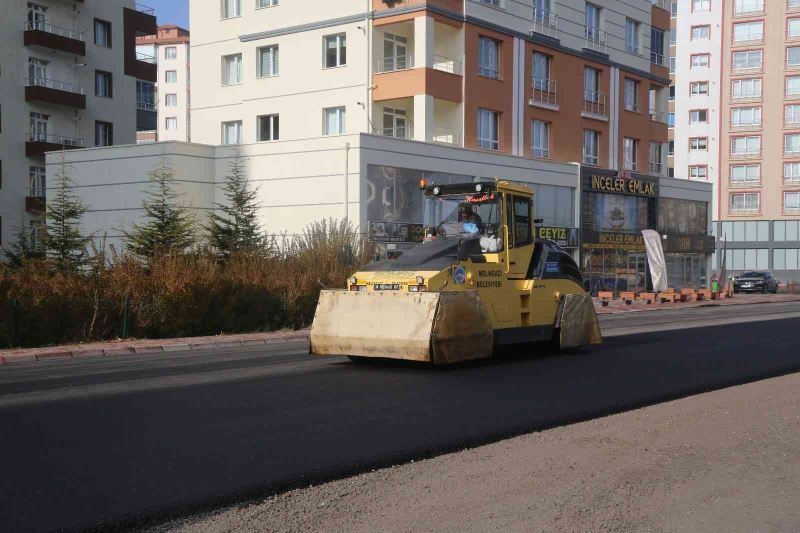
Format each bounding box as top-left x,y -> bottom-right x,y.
659,197 -> 714,289
580,167 -> 658,294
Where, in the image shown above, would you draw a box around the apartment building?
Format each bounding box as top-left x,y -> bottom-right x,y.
0,0 -> 156,253
50,1 -> 715,291
136,25 -> 191,143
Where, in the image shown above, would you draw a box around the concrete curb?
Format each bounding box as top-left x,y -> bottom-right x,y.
0,332 -> 310,366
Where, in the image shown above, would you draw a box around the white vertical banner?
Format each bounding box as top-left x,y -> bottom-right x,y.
642,229 -> 668,292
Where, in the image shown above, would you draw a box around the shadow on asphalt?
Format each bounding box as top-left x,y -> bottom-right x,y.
2,318 -> 800,533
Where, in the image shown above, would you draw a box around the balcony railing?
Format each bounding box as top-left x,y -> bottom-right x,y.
583,91 -> 607,118
730,120 -> 762,131
650,110 -> 668,123
649,162 -> 663,174
729,149 -> 762,160
584,28 -> 607,54
429,126 -> 461,145
531,77 -> 558,107
432,55 -> 462,75
137,100 -> 157,111
136,51 -> 157,64
730,178 -> 761,188
375,125 -> 413,140
24,21 -> 83,41
785,176 -> 800,185
28,186 -> 46,198
650,52 -> 665,66
27,132 -> 84,148
730,206 -> 760,214
136,3 -> 155,15
732,63 -> 763,74
784,145 -> 800,156
650,0 -> 669,10
374,55 -> 413,74
785,115 -> 800,127
787,59 -> 800,71
787,29 -> 800,42
26,77 -> 84,95
732,36 -> 764,47
531,9 -> 558,39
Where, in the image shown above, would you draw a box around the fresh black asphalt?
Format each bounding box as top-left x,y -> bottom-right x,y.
1,303 -> 800,532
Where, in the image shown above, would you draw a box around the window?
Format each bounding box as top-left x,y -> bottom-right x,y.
785,192 -> 800,211
94,19 -> 111,48
692,0 -> 710,10
257,0 -> 278,7
691,54 -> 710,68
731,192 -> 759,212
623,137 -> 638,170
28,2 -> 48,25
690,109 -> 708,123
690,165 -> 708,179
584,67 -> 599,102
668,140 -> 675,156
531,120 -> 549,158
623,78 -> 639,111
691,26 -> 710,40
774,221 -> 800,242
690,81 -> 709,95
478,36 -> 500,78
30,112 -> 48,141
733,22 -> 763,43
785,162 -> 800,182
29,166 -> 45,197
649,142 -> 663,174
323,106 -> 346,135
731,164 -> 760,183
258,45 -> 279,77
731,107 -> 761,127
583,129 -> 599,165
221,0 -> 241,18
165,70 -> 177,83
788,76 -> 800,96
789,47 -> 800,68
733,0 -> 762,14
477,109 -> 499,150
324,33 -> 347,68
651,29 -> 665,64
382,33 -> 409,72
669,85 -> 675,100
690,137 -> 708,150
733,78 -> 761,99
28,57 -> 48,82
222,54 -> 242,85
257,114 -> 279,141
585,3 -> 601,40
165,117 -> 177,130
668,112 -> 675,127
165,46 -> 177,60
785,134 -> 800,154
165,93 -> 177,107
625,19 -> 639,53
789,18 -> 800,39
95,70 -> 112,98
382,107 -> 408,138
513,197 -> 533,247
222,120 -> 242,145
669,56 -> 676,73
731,136 -> 761,155
532,52 -> 551,89
732,50 -> 762,70
95,121 -> 113,147
786,104 -> 800,125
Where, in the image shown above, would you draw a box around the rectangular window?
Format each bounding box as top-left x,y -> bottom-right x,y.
94,70 -> 112,98
625,18 -> 639,53
94,121 -> 113,147
668,140 -> 675,156
732,50 -> 762,70
583,129 -> 599,165
94,19 -> 111,48
789,18 -> 800,39
690,137 -> 708,150
323,106 -> 346,135
221,0 -> 241,18
623,137 -> 638,170
691,25 -> 710,40
585,3 -> 601,40
257,0 -> 279,7
691,54 -> 710,68
649,143 -> 663,174
669,85 -> 675,100
651,29 -> 665,65
733,78 -> 761,98
671,1 -> 678,16
222,54 -> 242,85
30,111 -> 49,141
623,78 -> 639,112
583,67 -> 599,104
733,21 -> 763,43
731,164 -> 760,183
785,162 -> 800,182
788,76 -> 800,96
324,33 -> 347,68
165,70 -> 177,83
165,46 -> 177,60
690,81 -> 709,95
690,109 -> 708,123
789,47 -> 800,68
692,0 -> 710,10
27,2 -> 48,25
731,135 -> 761,155
222,120 -> 242,145
382,107 -> 408,138
165,117 -> 177,130
669,56 -> 676,73
478,109 -> 500,150
257,114 -> 279,141
531,120 -> 549,158
731,192 -> 759,211
690,165 -> 708,179
733,0 -> 763,14
731,106 -> 761,126
532,52 -> 551,92
785,133 -> 800,155
29,166 -> 46,197
668,112 -> 675,127
785,192 -> 800,210
165,93 -> 177,107
787,104 -> 800,125
478,36 -> 500,78
258,45 -> 279,77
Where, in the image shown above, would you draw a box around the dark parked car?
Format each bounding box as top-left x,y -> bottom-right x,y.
734,271 -> 779,294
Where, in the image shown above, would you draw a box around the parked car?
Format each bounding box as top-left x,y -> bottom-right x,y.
734,271 -> 779,294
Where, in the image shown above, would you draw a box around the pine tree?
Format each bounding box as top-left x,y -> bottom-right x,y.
208,147 -> 267,260
124,157 -> 195,259
3,223 -> 43,269
45,152 -> 92,272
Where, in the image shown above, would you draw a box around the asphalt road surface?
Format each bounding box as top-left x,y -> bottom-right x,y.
2,301 -> 800,532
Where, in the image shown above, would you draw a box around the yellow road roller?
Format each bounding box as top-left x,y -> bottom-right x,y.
310,179 -> 601,365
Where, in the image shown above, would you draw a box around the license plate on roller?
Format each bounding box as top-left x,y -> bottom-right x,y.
373,283 -> 401,291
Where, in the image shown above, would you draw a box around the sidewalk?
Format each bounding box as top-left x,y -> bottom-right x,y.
594,292 -> 800,314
